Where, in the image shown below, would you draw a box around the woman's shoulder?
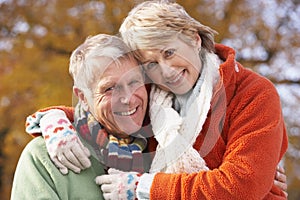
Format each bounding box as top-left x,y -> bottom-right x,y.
237,67 -> 279,96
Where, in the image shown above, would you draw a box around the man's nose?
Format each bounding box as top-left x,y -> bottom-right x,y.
120,96 -> 130,104
119,86 -> 132,104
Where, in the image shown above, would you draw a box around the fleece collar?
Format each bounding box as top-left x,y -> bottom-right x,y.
214,43 -> 240,104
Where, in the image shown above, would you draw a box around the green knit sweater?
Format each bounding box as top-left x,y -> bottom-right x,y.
11,136 -> 105,200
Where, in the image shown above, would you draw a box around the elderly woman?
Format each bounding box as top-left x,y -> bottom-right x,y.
11,34 -> 150,200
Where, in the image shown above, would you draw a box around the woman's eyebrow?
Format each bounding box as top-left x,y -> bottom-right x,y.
160,47 -> 167,54
139,58 -> 150,64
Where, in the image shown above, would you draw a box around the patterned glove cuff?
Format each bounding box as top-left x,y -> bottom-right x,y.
40,109 -> 75,139
136,173 -> 156,200
26,109 -> 64,135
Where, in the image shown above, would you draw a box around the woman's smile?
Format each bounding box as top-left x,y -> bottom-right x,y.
166,69 -> 185,86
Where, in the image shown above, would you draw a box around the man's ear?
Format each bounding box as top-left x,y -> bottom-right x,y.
195,33 -> 202,50
73,86 -> 89,111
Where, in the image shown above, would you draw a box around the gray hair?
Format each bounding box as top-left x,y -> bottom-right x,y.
69,34 -> 132,97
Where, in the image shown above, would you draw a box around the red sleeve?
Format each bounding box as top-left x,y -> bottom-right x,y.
150,71 -> 288,199
36,106 -> 75,122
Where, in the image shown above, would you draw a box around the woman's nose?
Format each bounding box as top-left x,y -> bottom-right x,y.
160,62 -> 175,78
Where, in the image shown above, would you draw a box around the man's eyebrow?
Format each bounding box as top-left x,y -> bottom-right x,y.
97,79 -> 114,90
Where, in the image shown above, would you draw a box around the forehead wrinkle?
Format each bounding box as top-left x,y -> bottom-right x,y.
98,77 -> 114,88
93,57 -> 139,89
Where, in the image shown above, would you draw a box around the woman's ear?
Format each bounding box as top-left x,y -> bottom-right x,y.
73,86 -> 89,111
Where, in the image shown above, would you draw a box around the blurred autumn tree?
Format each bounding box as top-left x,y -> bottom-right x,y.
0,0 -> 299,199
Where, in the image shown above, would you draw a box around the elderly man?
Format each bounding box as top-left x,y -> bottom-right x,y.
11,34 -> 150,200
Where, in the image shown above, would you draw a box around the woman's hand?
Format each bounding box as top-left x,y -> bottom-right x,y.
95,168 -> 141,200
274,165 -> 288,197
39,109 -> 91,174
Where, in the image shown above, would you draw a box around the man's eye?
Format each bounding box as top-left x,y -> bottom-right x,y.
104,85 -> 120,93
164,48 -> 175,58
104,86 -> 114,92
143,62 -> 158,71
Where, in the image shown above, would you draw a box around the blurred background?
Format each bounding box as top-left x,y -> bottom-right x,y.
0,0 -> 299,199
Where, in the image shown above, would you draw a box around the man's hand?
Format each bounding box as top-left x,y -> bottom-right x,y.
40,109 -> 91,174
95,168 -> 141,200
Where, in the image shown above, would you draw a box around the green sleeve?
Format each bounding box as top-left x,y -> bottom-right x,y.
11,136 -> 105,200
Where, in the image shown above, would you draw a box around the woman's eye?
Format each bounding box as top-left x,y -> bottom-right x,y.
129,78 -> 144,87
144,62 -> 158,71
164,48 -> 175,58
129,80 -> 138,85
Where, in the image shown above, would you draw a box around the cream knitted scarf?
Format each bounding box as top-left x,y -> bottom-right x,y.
150,52 -> 220,173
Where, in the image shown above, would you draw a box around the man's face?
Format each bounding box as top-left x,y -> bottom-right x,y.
89,56 -> 148,138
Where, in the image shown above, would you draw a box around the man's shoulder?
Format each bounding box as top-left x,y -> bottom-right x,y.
23,136 -> 46,153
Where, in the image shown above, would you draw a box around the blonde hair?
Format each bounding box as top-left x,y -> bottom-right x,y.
119,0 -> 217,60
69,34 -> 132,97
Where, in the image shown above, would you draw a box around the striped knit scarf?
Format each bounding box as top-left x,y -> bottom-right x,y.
74,103 -> 147,173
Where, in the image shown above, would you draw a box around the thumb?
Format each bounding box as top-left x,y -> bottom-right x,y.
95,174 -> 114,185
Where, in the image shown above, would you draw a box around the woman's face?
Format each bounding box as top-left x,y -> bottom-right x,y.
139,35 -> 202,95
89,57 -> 148,138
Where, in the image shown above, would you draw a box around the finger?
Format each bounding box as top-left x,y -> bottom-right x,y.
83,146 -> 91,157
63,150 -> 84,169
163,93 -> 173,107
59,167 -> 69,175
57,153 -> 81,173
283,191 -> 288,197
95,175 -> 114,185
101,184 -> 114,193
75,138 -> 91,157
153,87 -> 165,105
274,180 -> 287,191
277,165 -> 285,173
51,156 -> 69,175
107,168 -> 122,174
150,85 -> 156,101
71,145 -> 91,169
102,192 -> 113,200
156,92 -> 166,105
275,170 -> 287,183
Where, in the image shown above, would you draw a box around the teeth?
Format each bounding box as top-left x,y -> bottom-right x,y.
115,108 -> 137,116
168,72 -> 183,83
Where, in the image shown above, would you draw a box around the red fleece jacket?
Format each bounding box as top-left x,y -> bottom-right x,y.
148,44 -> 287,199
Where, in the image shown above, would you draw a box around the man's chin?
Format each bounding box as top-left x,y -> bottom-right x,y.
119,125 -> 142,136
